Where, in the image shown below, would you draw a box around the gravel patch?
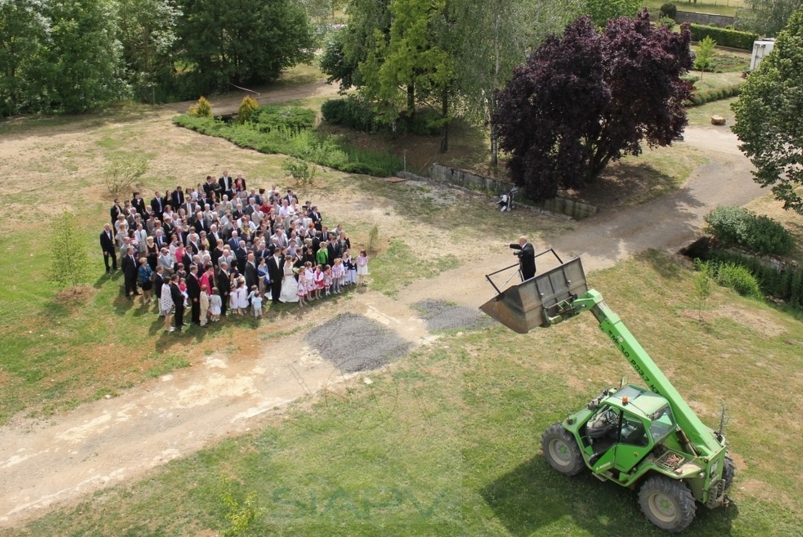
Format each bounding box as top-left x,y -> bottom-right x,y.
305,313 -> 412,373
414,299 -> 491,332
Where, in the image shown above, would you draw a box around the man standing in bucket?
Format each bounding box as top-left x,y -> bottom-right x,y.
509,235 -> 536,281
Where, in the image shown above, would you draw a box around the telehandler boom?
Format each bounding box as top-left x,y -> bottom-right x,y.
480,253 -> 734,533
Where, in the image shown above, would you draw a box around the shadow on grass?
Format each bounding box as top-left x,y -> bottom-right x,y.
481,458 -> 739,537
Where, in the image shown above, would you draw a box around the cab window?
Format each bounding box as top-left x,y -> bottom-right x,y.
649,405 -> 676,441
620,414 -> 649,447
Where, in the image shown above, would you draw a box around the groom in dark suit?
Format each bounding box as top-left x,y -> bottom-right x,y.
509,235 -> 536,281
267,251 -> 285,304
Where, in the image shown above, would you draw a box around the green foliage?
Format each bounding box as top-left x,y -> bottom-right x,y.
739,0 -> 803,37
368,224 -> 380,254
706,249 -> 803,308
693,259 -> 713,320
705,206 -> 794,256
694,36 -> 717,73
686,83 -> 742,106
319,29 -> 360,91
176,0 -> 314,91
219,480 -> 258,537
174,114 -> 403,176
690,24 -> 758,50
732,5 -> 803,214
584,0 -> 641,26
236,95 -> 259,124
249,104 -> 316,133
188,96 -> 212,118
281,157 -> 316,185
0,0 -> 49,116
103,153 -> 149,197
321,96 -> 442,135
659,16 -> 676,31
711,261 -> 764,298
660,3 -> 677,19
50,211 -> 90,291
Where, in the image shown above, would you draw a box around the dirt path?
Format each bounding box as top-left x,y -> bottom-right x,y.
0,116 -> 762,527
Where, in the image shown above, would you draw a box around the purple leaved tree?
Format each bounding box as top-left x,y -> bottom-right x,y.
493,10 -> 693,201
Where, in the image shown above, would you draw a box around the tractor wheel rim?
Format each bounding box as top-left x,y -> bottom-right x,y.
549,439 -> 571,466
649,492 -> 677,523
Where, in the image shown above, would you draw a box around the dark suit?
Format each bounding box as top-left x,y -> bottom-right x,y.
150,197 -> 166,218
187,273 -> 201,324
100,229 -> 117,272
170,190 -> 185,209
217,269 -> 231,317
132,197 -> 146,216
245,261 -> 258,292
509,242 -> 536,281
170,282 -> 185,329
235,247 -> 248,274
121,254 -> 138,297
154,272 -> 164,300
110,204 -> 123,226
267,255 -> 285,303
219,176 -> 233,200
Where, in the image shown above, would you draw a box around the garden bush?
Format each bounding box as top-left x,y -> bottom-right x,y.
714,262 -> 763,298
173,115 -> 402,177
237,96 -> 259,124
321,96 -> 379,132
188,96 -> 212,118
660,3 -> 677,19
704,206 -> 793,256
690,24 -> 758,51
660,17 -> 676,31
250,105 -> 316,133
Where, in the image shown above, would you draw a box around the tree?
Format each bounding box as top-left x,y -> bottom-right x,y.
177,0 -> 314,91
583,0 -> 640,27
493,11 -> 693,201
116,0 -> 181,104
732,5 -> 803,214
452,0 -> 585,166
738,0 -> 802,37
51,211 -> 90,293
694,35 -> 716,78
0,0 -> 49,116
359,0 -> 455,151
41,0 -> 129,113
104,153 -> 149,197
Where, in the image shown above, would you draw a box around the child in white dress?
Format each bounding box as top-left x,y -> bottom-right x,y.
357,250 -> 369,286
297,274 -> 307,307
209,287 -> 222,322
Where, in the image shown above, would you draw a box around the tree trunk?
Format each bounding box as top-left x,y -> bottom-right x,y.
406,83 -> 415,116
490,11 -> 501,167
439,87 -> 449,154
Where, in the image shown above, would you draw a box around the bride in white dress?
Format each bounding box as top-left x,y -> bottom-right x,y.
279,257 -> 299,303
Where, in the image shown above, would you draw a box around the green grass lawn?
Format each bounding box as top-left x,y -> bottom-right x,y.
9,251 -> 803,536
686,96 -> 739,126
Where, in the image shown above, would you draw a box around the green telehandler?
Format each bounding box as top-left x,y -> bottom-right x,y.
480,252 -> 734,533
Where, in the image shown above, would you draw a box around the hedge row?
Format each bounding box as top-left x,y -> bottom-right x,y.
708,250 -> 803,308
173,115 -> 403,177
690,24 -> 758,51
704,206 -> 794,256
321,96 -> 442,136
685,84 -> 742,107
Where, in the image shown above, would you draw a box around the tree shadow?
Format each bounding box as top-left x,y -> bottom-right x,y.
480,458 -> 740,537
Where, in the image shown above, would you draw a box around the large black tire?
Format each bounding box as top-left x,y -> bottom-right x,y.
722,456 -> 736,490
541,423 -> 585,476
638,476 -> 697,533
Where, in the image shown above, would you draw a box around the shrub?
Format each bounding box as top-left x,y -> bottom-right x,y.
250,105 -> 316,133
684,84 -> 742,107
660,17 -> 676,31
282,157 -> 316,185
694,36 -> 717,73
714,262 -> 763,298
690,24 -> 758,51
188,96 -> 212,118
321,96 -> 378,133
104,153 -> 148,197
704,206 -> 793,256
660,3 -> 677,19
237,95 -> 259,124
173,115 -> 403,177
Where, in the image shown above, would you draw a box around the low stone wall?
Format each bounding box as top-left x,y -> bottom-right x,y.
675,10 -> 735,28
423,163 -> 599,220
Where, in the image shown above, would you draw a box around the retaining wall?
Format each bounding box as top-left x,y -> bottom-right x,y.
675,10 -> 735,27
422,163 -> 599,220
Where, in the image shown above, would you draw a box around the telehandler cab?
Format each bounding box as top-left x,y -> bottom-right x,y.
480,252 -> 734,533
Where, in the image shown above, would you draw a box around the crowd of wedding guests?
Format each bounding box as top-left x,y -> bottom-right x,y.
100,170 -> 370,332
